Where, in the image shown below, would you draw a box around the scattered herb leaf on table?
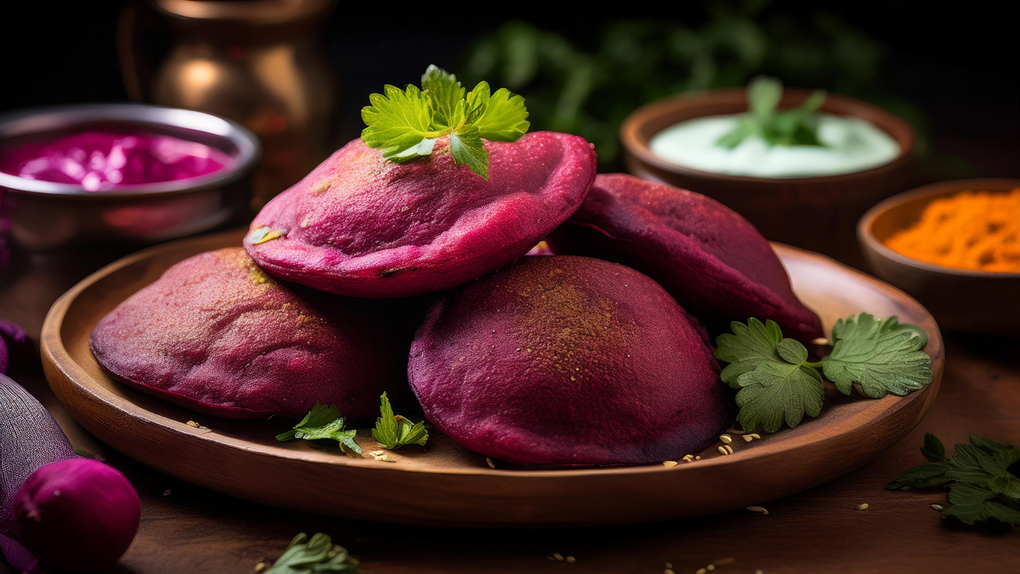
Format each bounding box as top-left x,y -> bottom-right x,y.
887,433 -> 1020,527
265,533 -> 360,574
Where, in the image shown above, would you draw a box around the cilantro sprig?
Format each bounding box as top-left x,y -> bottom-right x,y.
361,65 -> 530,179
265,533 -> 361,574
716,76 -> 827,149
887,433 -> 1020,527
371,392 -> 428,450
276,403 -> 362,455
714,313 -> 932,433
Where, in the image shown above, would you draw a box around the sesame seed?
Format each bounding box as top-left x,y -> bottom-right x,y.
746,505 -> 769,515
707,565 -> 716,571
187,420 -> 200,428
565,556 -> 575,563
856,503 -> 869,511
255,562 -> 267,572
696,569 -> 707,574
756,570 -> 764,574
162,489 -> 171,496
665,563 -> 673,569
552,553 -> 564,561
931,503 -> 944,511
486,458 -> 495,469
719,434 -> 733,444
748,433 -> 761,439
717,446 -> 729,456
743,435 -> 754,442
664,570 -> 675,574
714,558 -> 735,565
727,428 -> 746,435
682,454 -> 694,462
663,460 -> 678,467
812,337 -> 830,345
725,445 -> 734,454
695,455 -> 701,460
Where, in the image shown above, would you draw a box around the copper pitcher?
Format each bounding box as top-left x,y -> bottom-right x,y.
119,0 -> 338,208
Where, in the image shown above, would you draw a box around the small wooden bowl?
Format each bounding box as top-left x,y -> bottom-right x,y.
858,178 -> 1020,336
621,88 -> 915,264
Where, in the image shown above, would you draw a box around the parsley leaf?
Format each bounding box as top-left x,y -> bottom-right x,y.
465,82 -> 531,141
734,359 -> 825,433
887,433 -> 1020,527
714,313 -> 933,433
716,76 -> 827,149
276,403 -> 362,455
265,533 -> 361,574
449,126 -> 490,181
360,84 -> 439,163
421,65 -> 466,130
361,65 -> 529,178
371,393 -> 429,450
716,319 -> 825,432
714,317 -> 784,388
822,313 -> 933,398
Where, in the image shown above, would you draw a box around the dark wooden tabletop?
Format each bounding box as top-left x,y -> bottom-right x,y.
1,244 -> 1017,574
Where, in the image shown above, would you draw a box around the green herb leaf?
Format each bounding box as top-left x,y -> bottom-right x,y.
735,358 -> 825,433
449,126 -> 490,181
714,317 -> 784,388
265,533 -> 361,574
276,403 -> 362,455
421,65 -> 466,130
465,81 -> 530,141
921,432 -> 947,463
716,318 -> 824,432
716,76 -> 828,149
887,433 -> 1020,527
371,392 -> 429,450
360,84 -> 439,162
361,65 -> 529,179
822,313 -> 933,398
715,314 -> 932,434
943,482 -> 1020,526
884,463 -> 952,490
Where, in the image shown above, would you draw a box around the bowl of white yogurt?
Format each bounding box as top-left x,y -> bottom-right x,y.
621,87 -> 915,264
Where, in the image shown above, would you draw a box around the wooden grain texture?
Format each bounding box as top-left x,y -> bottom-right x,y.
0,237 -> 1015,572
859,178 -> 1020,336
36,230 -> 944,528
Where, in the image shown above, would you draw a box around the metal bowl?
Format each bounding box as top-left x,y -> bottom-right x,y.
0,104 -> 260,250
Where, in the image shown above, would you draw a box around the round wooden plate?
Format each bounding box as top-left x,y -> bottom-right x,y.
41,230 -> 944,527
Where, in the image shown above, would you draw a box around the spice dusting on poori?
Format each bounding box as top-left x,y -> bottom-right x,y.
883,188 -> 1019,273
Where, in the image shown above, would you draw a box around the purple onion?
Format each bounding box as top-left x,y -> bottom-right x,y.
1,374 -> 140,572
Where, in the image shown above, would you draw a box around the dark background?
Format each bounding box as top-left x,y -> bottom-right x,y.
3,1 -> 1018,178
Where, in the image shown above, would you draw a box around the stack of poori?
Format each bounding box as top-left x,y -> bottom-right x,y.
90,130 -> 823,467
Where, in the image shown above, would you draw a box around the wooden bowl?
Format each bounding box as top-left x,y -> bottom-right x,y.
41,230 -> 944,527
859,178 -> 1020,336
620,88 -> 915,265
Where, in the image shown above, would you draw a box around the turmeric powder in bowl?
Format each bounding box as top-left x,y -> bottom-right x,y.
883,189 -> 1019,273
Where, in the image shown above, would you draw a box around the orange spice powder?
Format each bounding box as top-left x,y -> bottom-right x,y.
883,188 -> 1019,273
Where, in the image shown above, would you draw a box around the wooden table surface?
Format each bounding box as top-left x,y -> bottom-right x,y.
1,244 -> 1017,574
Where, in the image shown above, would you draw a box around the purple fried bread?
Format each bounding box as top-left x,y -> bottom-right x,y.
244,131 -> 597,298
90,248 -> 410,419
547,174 -> 823,341
408,256 -> 732,467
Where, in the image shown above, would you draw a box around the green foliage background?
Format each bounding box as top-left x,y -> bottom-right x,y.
463,2 -> 926,169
